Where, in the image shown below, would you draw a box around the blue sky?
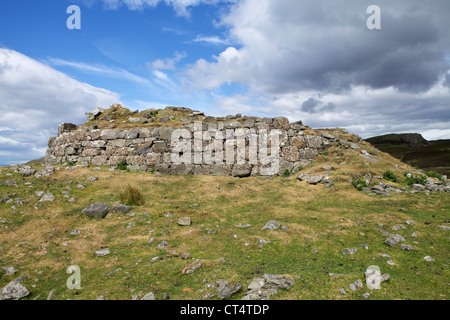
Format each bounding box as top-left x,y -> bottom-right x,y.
0,0 -> 239,110
1,0 -> 450,165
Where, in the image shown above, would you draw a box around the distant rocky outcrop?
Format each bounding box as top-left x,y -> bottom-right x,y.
365,133 -> 428,147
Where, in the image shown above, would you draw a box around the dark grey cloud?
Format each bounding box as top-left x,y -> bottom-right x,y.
189,0 -> 450,95
444,73 -> 450,88
301,98 -> 336,114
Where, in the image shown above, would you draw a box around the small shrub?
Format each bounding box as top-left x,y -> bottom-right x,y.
352,177 -> 368,191
297,165 -> 304,172
322,151 -> 329,156
426,171 -> 444,181
67,161 -> 75,166
117,160 -> 128,171
383,170 -> 398,182
119,184 -> 145,206
404,173 -> 428,186
283,169 -> 292,177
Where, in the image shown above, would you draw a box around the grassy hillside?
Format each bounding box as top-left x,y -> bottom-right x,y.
1,134 -> 449,301
366,134 -> 450,176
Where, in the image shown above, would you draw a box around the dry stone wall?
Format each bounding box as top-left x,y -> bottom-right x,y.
45,116 -> 337,176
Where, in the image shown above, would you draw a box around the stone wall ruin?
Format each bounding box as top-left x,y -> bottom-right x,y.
45,114 -> 337,177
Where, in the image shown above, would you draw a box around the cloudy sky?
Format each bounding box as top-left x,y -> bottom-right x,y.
0,0 -> 449,165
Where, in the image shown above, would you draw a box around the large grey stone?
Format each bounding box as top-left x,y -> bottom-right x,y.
231,164 -> 252,178
0,278 -> 31,300
39,192 -> 55,202
35,165 -> 54,177
109,204 -> 132,214
216,281 -> 242,299
261,220 -> 281,230
19,167 -> 35,177
349,279 -> 363,292
95,248 -> 110,256
242,274 -> 294,300
342,247 -> 357,255
140,292 -> 156,300
82,203 -> 109,219
307,175 -> 323,185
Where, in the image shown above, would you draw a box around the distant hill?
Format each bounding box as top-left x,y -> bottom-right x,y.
365,133 -> 450,176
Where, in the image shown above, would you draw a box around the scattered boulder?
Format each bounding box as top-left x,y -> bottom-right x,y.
95,248 -> 110,257
242,274 -> 295,300
35,165 -> 54,177
423,256 -> 435,262
140,292 -> 156,300
307,175 -> 323,185
156,241 -> 169,250
86,108 -> 103,121
349,279 -> 363,292
384,234 -> 406,247
216,281 -> 242,299
39,193 -> 55,202
19,166 -> 35,177
178,217 -> 192,226
261,220 -> 281,230
342,247 -> 357,255
258,239 -> 271,247
0,194 -> 14,204
392,224 -> 405,231
399,244 -> 416,251
235,224 -> 251,228
1,266 -> 18,276
82,203 -> 109,219
110,204 -> 132,214
0,278 -> 31,300
181,260 -> 202,275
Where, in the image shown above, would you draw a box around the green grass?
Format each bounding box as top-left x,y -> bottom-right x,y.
0,161 -> 449,301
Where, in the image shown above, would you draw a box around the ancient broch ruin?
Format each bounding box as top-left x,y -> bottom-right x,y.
45,105 -> 340,176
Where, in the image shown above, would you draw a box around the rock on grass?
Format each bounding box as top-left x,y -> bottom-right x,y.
0,278 -> 31,300
82,203 -> 109,219
216,281 -> 242,299
109,204 -> 132,214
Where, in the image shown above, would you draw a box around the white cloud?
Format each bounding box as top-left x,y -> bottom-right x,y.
182,0 -> 450,139
149,52 -> 186,70
0,49 -> 120,164
101,0 -> 235,17
192,35 -> 231,45
47,58 -> 151,85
